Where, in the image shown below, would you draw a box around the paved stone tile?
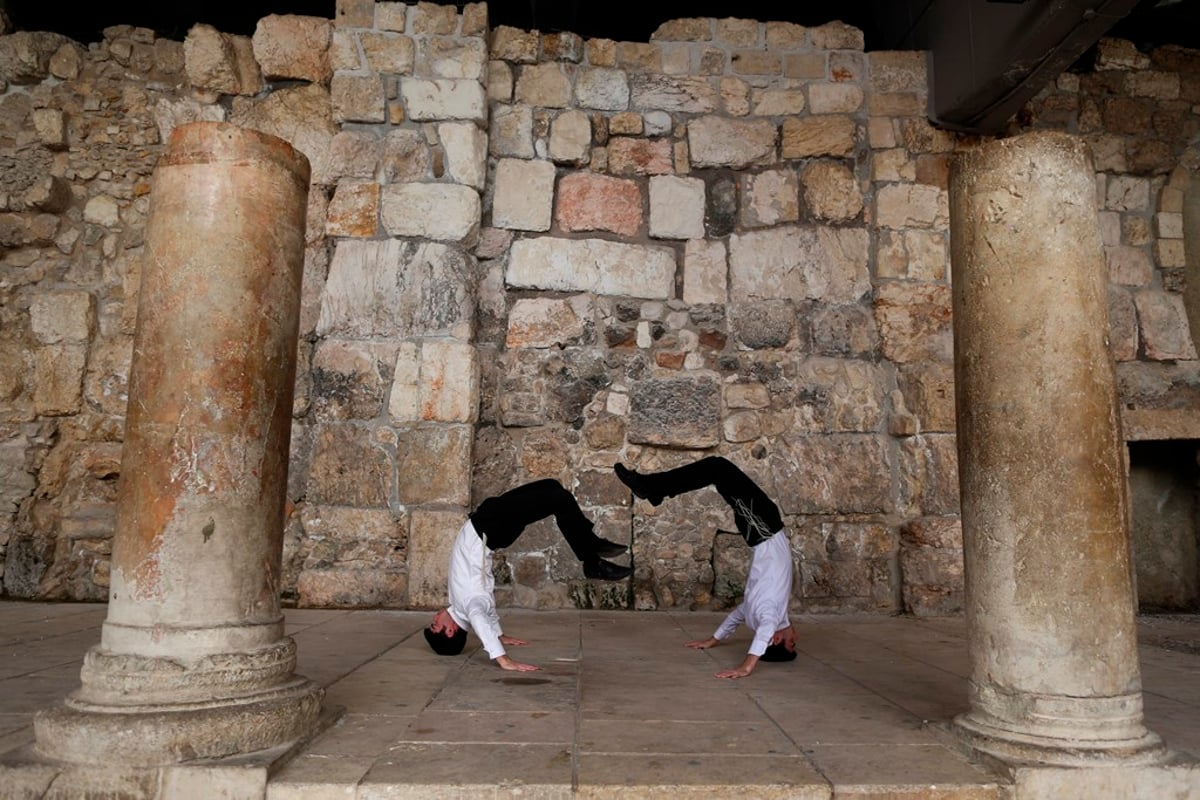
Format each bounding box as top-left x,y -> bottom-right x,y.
580,717 -> 799,756
301,713 -> 415,756
0,629 -> 95,680
267,753 -> 372,799
756,693 -> 944,746
361,742 -> 573,797
428,660 -> 579,713
576,753 -> 829,798
398,709 -> 576,744
804,742 -> 1004,790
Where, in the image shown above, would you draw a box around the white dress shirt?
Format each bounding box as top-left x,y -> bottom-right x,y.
712,529 -> 792,657
445,519 -> 506,659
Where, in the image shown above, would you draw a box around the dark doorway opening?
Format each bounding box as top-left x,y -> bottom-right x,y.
1129,440 -> 1200,613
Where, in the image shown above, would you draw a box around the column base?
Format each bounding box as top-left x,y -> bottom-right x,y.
954,710 -> 1168,768
33,677 -> 324,767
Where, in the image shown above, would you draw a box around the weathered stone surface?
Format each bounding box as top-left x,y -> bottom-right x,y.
775,434 -> 893,514
317,239 -> 476,340
508,237 -> 675,299
627,377 -> 720,448
492,157 -> 555,231
252,14 -> 332,83
557,172 -> 642,237
729,226 -> 870,304
380,182 -> 480,243
388,340 -> 479,423
309,339 -> 398,422
183,24 -> 263,95
687,116 -> 776,168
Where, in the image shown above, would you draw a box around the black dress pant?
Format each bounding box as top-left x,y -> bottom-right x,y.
469,479 -> 600,561
639,456 -> 782,546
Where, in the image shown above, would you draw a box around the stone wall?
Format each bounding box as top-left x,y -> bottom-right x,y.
0,1 -> 1195,616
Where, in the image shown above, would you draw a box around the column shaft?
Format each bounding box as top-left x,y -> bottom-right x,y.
35,122 -> 323,765
949,131 -> 1163,765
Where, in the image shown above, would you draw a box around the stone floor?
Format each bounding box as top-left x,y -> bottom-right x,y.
2,601 -> 1199,798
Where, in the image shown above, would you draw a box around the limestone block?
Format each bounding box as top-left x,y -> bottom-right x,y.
380,182 -> 480,243
375,1 -> 407,32
606,137 -> 673,175
327,130 -> 382,180
867,50 -> 925,92
874,182 -> 947,229
648,175 -> 705,240
30,291 -> 94,344
397,424 -> 471,506
549,109 -> 592,165
682,239 -> 727,306
1105,174 -> 1151,211
331,73 -> 386,123
1105,244 -> 1154,286
184,24 -> 263,96
795,358 -> 887,433
898,433 -> 960,516
492,157 -> 555,231
1134,290 -> 1199,360
801,161 -> 863,222
381,128 -> 433,182
30,108 -> 66,150
298,567 -> 407,607
899,544 -> 964,615
306,423 -> 392,507
325,180 -> 380,237
359,31 -> 415,74
412,2 -> 458,34
407,508 -> 468,608
1095,36 -> 1151,69
687,116 -> 776,168
487,59 -> 514,102
716,18 -> 760,47
252,15 -> 332,83
719,76 -> 751,116
873,282 -> 953,365
749,87 -> 807,115
775,434 -> 893,514
738,168 -> 799,229
508,237 -> 675,300
330,30 -> 360,70
627,377 -> 720,448
489,104 -> 535,157
387,339 -> 479,423
318,239 -> 476,340
299,504 -> 407,567
309,339 -> 399,422
49,41 -> 84,80
400,78 -> 486,122
1108,286 -> 1140,362
629,74 -> 717,113
0,341 -> 28,402
515,62 -> 572,108
82,337 -> 133,419
33,344 -> 86,416
490,26 -> 538,63
438,121 -> 487,190
730,225 -> 870,305
732,50 -> 781,77
780,115 -> 856,158
83,195 -> 120,227
506,297 -> 590,349
575,67 -> 630,111
335,0 -> 375,28
425,38 -> 486,81
616,41 -> 661,73
558,172 -> 642,236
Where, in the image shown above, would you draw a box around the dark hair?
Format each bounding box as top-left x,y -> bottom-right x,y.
760,641 -> 797,662
424,624 -> 467,656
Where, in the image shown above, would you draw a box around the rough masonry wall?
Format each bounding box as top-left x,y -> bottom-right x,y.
0,1 -> 1195,615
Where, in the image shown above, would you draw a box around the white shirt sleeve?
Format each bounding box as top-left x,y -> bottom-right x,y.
713,603 -> 746,641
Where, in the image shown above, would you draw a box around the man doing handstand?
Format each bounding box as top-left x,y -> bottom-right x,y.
615,456 -> 797,679
424,478 -> 631,671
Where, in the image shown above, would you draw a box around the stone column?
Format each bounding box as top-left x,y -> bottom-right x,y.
35,122 -> 323,765
948,130 -> 1164,766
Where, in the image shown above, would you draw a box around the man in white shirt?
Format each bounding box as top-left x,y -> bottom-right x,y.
424,478 -> 631,671
615,456 -> 798,679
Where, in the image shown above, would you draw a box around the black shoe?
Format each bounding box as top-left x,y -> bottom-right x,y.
614,463 -> 663,506
594,537 -> 628,558
583,558 -> 632,580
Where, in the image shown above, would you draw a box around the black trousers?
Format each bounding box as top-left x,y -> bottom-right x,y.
469,479 -> 600,561
640,456 -> 782,546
